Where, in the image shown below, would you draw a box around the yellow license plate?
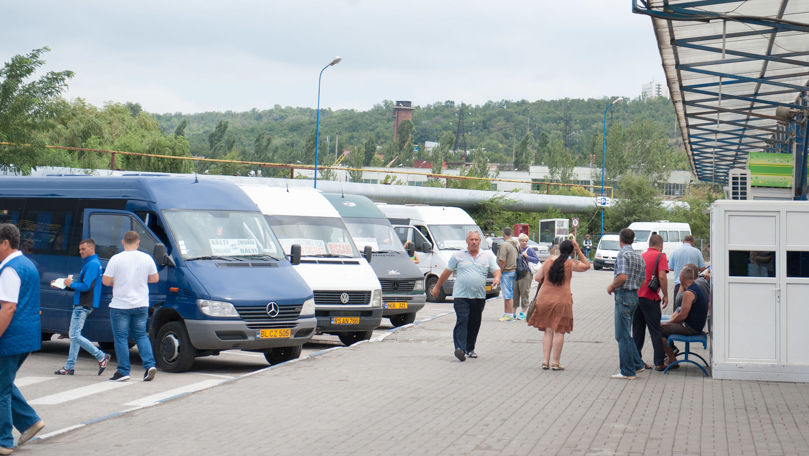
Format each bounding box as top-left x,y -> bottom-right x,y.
385,302 -> 408,310
257,328 -> 291,339
486,285 -> 492,291
332,317 -> 360,325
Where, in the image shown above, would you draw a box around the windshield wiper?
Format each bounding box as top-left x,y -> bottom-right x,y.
236,254 -> 281,261
186,255 -> 243,261
318,254 -> 356,258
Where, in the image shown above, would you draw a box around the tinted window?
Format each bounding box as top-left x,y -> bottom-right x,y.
787,252 -> 809,278
668,231 -> 681,242
729,250 -> 776,277
18,199 -> 76,256
89,213 -> 158,259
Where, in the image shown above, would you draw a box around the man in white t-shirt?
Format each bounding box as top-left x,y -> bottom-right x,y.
102,231 -> 159,382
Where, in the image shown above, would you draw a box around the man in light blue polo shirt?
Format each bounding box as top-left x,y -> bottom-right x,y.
668,235 -> 706,298
433,230 -> 501,362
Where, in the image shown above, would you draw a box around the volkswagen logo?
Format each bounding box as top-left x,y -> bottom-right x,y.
266,302 -> 280,318
339,292 -> 350,304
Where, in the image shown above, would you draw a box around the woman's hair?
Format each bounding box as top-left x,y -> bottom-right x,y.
518,233 -> 529,241
548,240 -> 573,286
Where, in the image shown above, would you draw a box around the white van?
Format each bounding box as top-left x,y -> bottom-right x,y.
377,204 -> 500,302
628,221 -> 692,257
593,234 -> 620,270
239,185 -> 383,346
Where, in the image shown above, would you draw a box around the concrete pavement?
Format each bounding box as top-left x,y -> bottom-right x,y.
24,269 -> 809,455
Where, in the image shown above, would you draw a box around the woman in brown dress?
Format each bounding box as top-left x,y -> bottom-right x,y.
528,239 -> 590,370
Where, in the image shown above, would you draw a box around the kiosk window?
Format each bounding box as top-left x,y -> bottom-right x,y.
787,252 -> 809,278
729,250 -> 776,277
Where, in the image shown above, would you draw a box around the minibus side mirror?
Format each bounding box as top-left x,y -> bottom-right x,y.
363,245 -> 373,263
418,240 -> 433,253
290,244 -> 302,265
153,243 -> 175,268
406,243 -> 415,258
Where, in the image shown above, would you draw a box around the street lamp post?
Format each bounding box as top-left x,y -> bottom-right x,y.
600,97 -> 623,238
314,56 -> 342,188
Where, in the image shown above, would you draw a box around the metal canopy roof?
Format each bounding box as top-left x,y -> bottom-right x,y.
634,0 -> 809,185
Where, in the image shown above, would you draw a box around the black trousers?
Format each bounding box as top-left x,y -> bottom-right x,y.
632,297 -> 665,367
453,298 -> 485,352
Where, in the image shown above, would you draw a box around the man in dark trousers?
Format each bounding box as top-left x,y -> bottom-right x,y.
633,233 -> 669,371
660,267 -> 709,368
0,224 -> 45,453
53,238 -> 111,376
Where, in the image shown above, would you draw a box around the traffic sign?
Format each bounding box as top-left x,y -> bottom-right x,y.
596,196 -> 611,207
572,217 -> 579,227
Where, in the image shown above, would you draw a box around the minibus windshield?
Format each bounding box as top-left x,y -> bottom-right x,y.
343,218 -> 405,252
268,215 -> 360,258
634,230 -> 652,243
428,225 -> 489,250
599,240 -> 620,250
163,210 -> 284,260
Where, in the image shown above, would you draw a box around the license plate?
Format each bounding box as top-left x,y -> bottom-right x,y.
486,285 -> 492,291
385,302 -> 408,309
257,328 -> 291,339
332,317 -> 360,325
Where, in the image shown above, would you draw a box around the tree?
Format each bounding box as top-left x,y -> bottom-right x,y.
534,132 -> 549,165
362,136 -> 376,166
0,47 -> 73,174
513,133 -> 532,171
544,135 -> 574,183
605,174 -> 665,232
431,132 -> 454,175
207,120 -> 230,158
174,119 -> 187,137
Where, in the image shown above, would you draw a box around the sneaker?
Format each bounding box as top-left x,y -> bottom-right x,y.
611,373 -> 637,380
0,446 -> 11,455
454,348 -> 466,362
466,351 -> 478,359
517,312 -> 526,320
109,371 -> 130,382
498,314 -> 514,322
97,353 -> 111,376
143,366 -> 157,382
54,367 -> 74,375
17,419 -> 45,447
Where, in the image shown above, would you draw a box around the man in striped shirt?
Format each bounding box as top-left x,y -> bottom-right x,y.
607,228 -> 646,380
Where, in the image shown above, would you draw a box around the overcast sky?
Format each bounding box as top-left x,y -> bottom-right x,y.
2,1 -> 666,114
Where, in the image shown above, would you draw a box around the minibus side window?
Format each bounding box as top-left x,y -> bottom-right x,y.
90,214 -> 159,259
415,225 -> 433,244
18,199 -> 76,256
668,231 -> 680,242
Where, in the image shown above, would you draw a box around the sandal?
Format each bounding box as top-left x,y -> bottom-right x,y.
550,362 -> 565,371
541,361 -> 549,370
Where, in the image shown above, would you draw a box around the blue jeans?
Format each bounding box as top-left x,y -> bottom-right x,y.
614,290 -> 645,377
453,298 -> 485,352
110,307 -> 156,375
501,271 -> 516,300
65,306 -> 106,370
0,353 -> 40,448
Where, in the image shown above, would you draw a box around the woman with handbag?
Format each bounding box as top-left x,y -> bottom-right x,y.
527,239 -> 590,370
513,234 -> 539,320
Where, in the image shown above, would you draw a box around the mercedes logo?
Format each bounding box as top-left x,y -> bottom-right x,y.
266,302 -> 280,318
339,292 -> 350,304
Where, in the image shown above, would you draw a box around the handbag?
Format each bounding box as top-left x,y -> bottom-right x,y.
526,279 -> 542,321
647,251 -> 663,293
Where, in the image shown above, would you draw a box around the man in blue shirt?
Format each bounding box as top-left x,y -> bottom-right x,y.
433,231 -> 501,361
607,228 -> 646,380
53,239 -> 111,376
0,224 -> 45,452
668,235 -> 706,298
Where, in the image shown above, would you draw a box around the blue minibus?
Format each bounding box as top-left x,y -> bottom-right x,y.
0,175 -> 316,372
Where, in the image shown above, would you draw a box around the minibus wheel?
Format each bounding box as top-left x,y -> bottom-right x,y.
264,345 -> 302,365
389,313 -> 416,327
338,330 -> 372,346
155,321 -> 196,373
425,276 -> 445,303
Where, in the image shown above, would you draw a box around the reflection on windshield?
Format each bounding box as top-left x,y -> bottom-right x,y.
429,225 -> 489,250
268,215 -> 359,257
344,218 -> 405,252
163,210 -> 283,260
599,240 -> 620,250
634,230 -> 651,243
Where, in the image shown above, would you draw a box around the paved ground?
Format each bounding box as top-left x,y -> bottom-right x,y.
17,269 -> 809,455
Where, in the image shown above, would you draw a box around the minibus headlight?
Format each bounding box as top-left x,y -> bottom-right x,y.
301,298 -> 316,316
370,289 -> 383,307
412,280 -> 425,292
198,299 -> 239,317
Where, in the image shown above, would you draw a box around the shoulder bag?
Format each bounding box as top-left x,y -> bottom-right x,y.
647,251 -> 663,293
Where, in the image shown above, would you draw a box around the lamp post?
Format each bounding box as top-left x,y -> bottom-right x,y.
600,96 -> 623,238
314,56 -> 342,188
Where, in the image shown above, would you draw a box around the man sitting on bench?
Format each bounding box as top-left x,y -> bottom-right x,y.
660,267 -> 708,369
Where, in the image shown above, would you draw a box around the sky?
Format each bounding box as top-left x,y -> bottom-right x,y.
2,0 -> 667,114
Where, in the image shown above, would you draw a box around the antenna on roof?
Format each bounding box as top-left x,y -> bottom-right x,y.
193,171 -> 198,184
286,181 -> 289,192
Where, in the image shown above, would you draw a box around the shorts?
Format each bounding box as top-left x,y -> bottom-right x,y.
501,271 -> 516,300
